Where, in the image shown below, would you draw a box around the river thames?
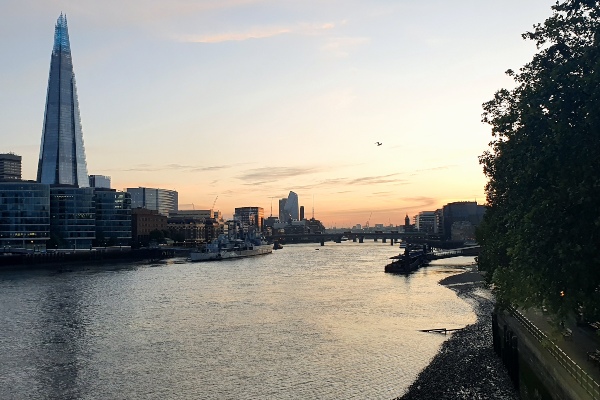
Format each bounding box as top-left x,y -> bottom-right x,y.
0,242 -> 477,399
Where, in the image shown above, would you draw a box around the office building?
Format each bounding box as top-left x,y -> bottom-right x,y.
126,187 -> 178,216
234,207 -> 265,231
440,201 -> 486,240
300,205 -> 304,221
278,198 -> 287,223
415,211 -> 437,234
49,186 -> 95,249
37,14 -> 89,187
0,154 -> 22,181
284,191 -> 299,221
0,182 -> 50,250
89,175 -> 111,189
131,208 -> 167,246
94,188 -> 131,246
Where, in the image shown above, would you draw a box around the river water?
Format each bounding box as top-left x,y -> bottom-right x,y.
0,242 -> 477,399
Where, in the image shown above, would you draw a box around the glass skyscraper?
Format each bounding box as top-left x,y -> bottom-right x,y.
37,14 -> 89,187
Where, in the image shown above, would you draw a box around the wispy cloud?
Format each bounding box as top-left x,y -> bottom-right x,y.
294,174 -> 406,190
237,166 -> 323,182
321,36 -> 369,57
178,22 -> 336,44
409,165 -> 457,176
109,163 -> 233,173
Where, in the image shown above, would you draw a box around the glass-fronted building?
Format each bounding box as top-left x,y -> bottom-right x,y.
0,182 -> 50,250
49,186 -> 95,249
94,188 -> 131,246
89,175 -> 111,189
37,14 -> 89,187
126,187 -> 178,216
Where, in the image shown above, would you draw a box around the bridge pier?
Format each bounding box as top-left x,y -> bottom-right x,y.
390,240 -> 394,246
382,238 -> 387,243
359,236 -> 364,243
353,237 -> 357,243
320,239 -> 324,246
374,237 -> 378,242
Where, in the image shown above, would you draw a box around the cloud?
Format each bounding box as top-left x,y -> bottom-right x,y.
348,173 -> 403,185
321,36 -> 369,57
293,174 -> 406,191
110,163 -> 232,173
409,165 -> 457,176
237,166 -> 323,182
178,21 -> 336,44
178,27 -> 291,43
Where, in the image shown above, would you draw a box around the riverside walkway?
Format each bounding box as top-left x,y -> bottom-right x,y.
507,307 -> 600,399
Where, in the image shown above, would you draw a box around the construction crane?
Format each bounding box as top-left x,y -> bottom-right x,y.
212,196 -> 218,210
366,212 -> 372,228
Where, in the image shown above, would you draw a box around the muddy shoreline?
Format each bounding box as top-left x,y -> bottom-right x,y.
396,271 -> 519,399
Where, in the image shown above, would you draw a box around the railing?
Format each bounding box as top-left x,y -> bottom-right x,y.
509,307 -> 600,399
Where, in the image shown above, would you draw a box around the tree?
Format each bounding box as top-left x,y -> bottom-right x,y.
148,229 -> 165,244
478,0 -> 600,320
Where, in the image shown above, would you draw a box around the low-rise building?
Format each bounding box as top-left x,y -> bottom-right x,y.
132,208 -> 167,246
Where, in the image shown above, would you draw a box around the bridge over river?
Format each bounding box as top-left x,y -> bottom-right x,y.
271,231 -> 469,250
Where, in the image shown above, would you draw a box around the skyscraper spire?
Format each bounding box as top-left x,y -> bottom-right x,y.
37,14 -> 89,187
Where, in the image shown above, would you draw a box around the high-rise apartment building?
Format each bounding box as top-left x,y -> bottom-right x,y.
0,154 -> 22,181
37,14 -> 89,187
127,187 -> 178,216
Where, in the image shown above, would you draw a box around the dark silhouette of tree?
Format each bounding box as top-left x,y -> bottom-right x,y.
478,0 -> 600,319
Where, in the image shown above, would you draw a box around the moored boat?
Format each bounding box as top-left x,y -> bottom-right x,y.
190,234 -> 272,262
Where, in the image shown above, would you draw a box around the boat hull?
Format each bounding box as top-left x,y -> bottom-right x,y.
190,245 -> 272,262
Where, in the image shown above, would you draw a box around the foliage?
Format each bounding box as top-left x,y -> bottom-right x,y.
148,229 -> 166,243
478,0 -> 600,319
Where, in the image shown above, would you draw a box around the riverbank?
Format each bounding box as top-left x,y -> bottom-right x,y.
396,270 -> 519,399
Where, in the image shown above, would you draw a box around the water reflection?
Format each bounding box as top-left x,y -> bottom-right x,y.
37,279 -> 88,399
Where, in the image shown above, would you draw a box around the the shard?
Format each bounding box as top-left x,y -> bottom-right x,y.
37,14 -> 89,187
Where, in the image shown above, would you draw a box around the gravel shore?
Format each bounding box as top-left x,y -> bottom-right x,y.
395,271 -> 519,400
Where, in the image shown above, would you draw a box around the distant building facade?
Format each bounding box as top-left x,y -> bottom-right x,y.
415,211 -> 436,234
234,207 -> 265,231
127,187 -> 178,216
93,188 -> 131,246
131,208 -> 167,246
0,154 -> 22,181
278,198 -> 287,223
284,191 -> 299,222
440,201 -> 485,240
0,182 -> 50,250
89,175 -> 111,189
49,186 -> 95,249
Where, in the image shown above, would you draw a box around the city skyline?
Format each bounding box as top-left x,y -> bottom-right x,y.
1,1 -> 556,225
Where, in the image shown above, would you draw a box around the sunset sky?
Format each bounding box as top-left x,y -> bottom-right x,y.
1,0 -> 555,227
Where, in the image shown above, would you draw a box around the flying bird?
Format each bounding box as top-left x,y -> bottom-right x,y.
375,142 -> 382,146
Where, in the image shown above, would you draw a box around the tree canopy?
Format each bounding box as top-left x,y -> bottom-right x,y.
478,0 -> 600,319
